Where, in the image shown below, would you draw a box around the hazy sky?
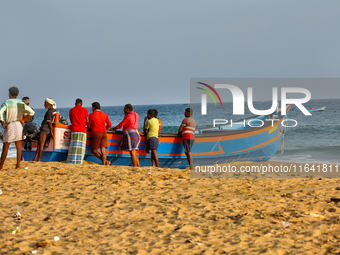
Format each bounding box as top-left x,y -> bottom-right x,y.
1,0 -> 340,108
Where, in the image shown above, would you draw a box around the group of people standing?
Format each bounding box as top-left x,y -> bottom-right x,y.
0,86 -> 196,170
66,100 -> 143,167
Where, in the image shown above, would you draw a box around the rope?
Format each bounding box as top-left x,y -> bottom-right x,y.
280,119 -> 289,153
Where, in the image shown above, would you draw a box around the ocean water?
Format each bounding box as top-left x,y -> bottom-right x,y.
1,99 -> 339,164
270,99 -> 339,164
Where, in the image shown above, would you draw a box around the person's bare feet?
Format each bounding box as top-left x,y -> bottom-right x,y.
131,167 -> 138,172
105,160 -> 111,165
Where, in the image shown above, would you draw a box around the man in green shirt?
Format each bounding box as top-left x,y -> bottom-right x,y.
0,87 -> 34,170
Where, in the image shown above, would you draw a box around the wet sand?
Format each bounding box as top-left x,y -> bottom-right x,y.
1,158 -> 340,254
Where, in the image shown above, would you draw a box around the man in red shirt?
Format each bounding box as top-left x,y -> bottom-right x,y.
88,102 -> 112,165
111,104 -> 140,167
67,98 -> 89,164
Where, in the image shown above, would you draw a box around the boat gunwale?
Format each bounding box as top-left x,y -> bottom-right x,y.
51,105 -> 291,139
52,115 -> 285,139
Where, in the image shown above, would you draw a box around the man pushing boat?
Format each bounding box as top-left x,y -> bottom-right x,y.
111,104 -> 140,168
88,102 -> 112,165
67,98 -> 89,164
178,108 -> 196,170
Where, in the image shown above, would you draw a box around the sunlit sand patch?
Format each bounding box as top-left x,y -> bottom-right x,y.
0,158 -> 340,254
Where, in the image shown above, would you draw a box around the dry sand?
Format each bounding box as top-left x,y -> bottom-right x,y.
1,158 -> 340,254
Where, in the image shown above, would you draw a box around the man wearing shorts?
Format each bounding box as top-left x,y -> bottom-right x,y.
178,108 -> 196,170
143,109 -> 160,167
88,102 -> 112,165
0,87 -> 35,170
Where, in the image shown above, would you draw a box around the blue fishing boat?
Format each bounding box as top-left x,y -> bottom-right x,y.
293,106 -> 326,112
21,106 -> 291,168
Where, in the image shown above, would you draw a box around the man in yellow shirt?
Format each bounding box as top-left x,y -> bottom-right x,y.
143,109 -> 160,167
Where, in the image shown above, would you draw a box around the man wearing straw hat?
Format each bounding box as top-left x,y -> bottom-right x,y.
31,98 -> 57,162
0,87 -> 35,170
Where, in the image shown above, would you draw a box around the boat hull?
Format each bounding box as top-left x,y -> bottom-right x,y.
22,116 -> 285,169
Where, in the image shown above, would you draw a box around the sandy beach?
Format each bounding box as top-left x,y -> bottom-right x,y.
1,159 -> 340,254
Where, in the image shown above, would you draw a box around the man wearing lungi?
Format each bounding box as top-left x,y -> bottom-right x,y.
67,98 -> 89,164
0,87 -> 35,170
88,102 -> 112,165
111,104 -> 140,167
